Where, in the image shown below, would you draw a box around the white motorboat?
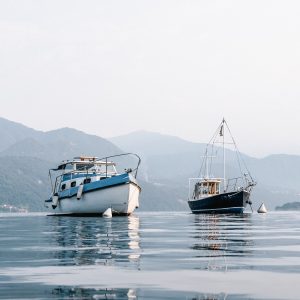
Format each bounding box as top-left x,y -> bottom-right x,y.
45,153 -> 141,216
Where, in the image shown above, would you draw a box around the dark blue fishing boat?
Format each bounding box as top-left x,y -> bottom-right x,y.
188,119 -> 256,214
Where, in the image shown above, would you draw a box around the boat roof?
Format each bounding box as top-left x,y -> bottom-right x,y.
73,156 -> 98,161
198,178 -> 222,183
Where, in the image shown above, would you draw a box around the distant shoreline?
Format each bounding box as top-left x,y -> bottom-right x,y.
275,202 -> 300,211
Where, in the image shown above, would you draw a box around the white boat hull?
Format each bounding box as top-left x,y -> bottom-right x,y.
46,183 -> 140,216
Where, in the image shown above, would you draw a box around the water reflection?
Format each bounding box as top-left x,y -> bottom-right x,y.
49,286 -> 249,300
51,286 -> 137,299
47,216 -> 141,268
2,212 -> 296,299
191,214 -> 253,271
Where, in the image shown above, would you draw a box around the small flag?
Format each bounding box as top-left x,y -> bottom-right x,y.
219,124 -> 224,137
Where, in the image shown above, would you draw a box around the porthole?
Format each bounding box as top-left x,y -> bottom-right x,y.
83,178 -> 91,184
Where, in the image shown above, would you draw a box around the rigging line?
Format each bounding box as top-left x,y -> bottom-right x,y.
208,121 -> 224,177
202,121 -> 223,178
197,145 -> 207,177
198,138 -> 210,178
224,120 -> 254,184
197,120 -> 225,178
209,143 -> 214,177
208,119 -> 224,145
223,120 -> 244,183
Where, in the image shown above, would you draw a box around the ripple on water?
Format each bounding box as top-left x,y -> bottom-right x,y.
0,211 -> 300,299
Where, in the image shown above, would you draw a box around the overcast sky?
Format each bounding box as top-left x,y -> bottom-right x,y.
0,0 -> 299,157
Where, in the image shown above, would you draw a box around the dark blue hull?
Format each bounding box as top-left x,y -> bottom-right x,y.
188,190 -> 250,214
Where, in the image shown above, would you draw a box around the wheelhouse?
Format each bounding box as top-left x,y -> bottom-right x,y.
189,178 -> 222,200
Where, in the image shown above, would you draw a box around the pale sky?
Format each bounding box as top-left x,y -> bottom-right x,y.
0,0 -> 300,157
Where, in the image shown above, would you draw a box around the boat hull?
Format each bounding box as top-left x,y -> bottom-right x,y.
188,190 -> 250,214
46,182 -> 140,216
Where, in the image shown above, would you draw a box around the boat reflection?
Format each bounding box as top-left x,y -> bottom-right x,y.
191,214 -> 253,271
47,215 -> 141,268
51,287 -> 137,299
50,286 -> 251,300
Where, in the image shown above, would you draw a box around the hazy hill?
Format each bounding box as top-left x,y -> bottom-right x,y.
110,130 -> 255,182
0,156 -> 52,211
110,130 -> 205,156
246,154 -> 300,190
275,202 -> 300,211
0,117 -> 41,152
111,130 -> 254,179
0,127 -> 122,163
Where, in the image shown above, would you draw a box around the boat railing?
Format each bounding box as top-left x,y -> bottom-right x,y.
225,175 -> 256,193
225,177 -> 244,192
52,169 -> 110,196
95,153 -> 141,179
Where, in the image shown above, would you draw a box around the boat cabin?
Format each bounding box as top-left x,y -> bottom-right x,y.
193,179 -> 221,199
47,153 -> 141,205
51,156 -> 120,194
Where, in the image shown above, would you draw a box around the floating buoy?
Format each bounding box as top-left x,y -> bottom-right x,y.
103,208 -> 112,218
257,203 -> 267,213
52,194 -> 59,209
77,184 -> 84,200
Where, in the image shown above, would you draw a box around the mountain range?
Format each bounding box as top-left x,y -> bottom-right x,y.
0,117 -> 299,211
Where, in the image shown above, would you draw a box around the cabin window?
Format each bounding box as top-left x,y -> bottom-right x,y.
83,178 -> 91,184
216,183 -> 220,194
209,183 -> 214,194
64,164 -> 74,171
202,187 -> 208,194
76,163 -> 93,171
71,181 -> 76,187
61,183 -> 66,191
201,183 -> 208,194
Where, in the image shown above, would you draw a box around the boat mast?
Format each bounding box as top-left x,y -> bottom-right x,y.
222,118 -> 226,192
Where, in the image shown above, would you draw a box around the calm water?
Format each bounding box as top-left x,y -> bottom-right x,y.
0,212 -> 300,299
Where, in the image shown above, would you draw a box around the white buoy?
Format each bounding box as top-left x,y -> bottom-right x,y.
103,208 -> 112,218
257,203 -> 267,213
77,184 -> 84,200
